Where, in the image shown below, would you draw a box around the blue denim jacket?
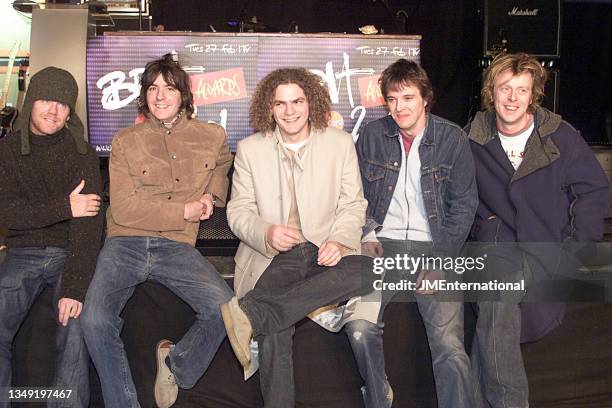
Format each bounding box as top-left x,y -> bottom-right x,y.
356,114 -> 478,250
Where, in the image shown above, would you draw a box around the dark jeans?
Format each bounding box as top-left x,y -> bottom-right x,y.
81,237 -> 233,408
0,247 -> 89,408
239,242 -> 375,408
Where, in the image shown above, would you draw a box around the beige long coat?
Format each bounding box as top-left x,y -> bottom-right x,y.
227,126 -> 367,298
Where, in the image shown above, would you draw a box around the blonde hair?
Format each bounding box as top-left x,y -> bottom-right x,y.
481,53 -> 548,112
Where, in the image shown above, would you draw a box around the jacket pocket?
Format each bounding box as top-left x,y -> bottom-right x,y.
193,153 -> 217,175
423,164 -> 452,220
127,159 -> 167,191
363,161 -> 387,215
472,214 -> 501,243
364,161 -> 386,182
191,153 -> 218,189
422,164 -> 452,183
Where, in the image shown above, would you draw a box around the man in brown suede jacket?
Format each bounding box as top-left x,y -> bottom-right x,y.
81,54 -> 233,408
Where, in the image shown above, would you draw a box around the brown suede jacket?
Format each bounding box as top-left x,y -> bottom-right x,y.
106,114 -> 232,246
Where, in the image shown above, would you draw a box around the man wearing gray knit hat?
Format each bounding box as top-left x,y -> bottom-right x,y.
0,66 -> 104,407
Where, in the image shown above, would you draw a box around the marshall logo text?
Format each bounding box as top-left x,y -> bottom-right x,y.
507,7 -> 539,16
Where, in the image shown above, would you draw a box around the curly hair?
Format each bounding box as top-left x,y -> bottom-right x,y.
138,53 -> 194,118
249,68 -> 331,133
379,59 -> 434,112
481,52 -> 548,113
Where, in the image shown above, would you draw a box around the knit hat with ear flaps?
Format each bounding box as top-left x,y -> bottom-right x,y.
16,66 -> 88,155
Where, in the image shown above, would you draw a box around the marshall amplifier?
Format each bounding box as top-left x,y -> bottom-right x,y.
484,0 -> 561,58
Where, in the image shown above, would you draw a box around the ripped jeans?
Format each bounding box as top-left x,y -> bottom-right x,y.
344,238 -> 474,408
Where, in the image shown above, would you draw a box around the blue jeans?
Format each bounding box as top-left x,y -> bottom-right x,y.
344,319 -> 392,408
0,247 -> 90,408
239,242 -> 375,408
471,302 -> 529,408
469,244 -> 529,408
81,237 -> 232,408
345,239 -> 474,408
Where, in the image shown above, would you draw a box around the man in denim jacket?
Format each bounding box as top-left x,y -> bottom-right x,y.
348,59 -> 478,408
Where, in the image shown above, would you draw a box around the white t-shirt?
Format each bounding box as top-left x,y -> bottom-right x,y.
283,138 -> 309,152
498,121 -> 534,170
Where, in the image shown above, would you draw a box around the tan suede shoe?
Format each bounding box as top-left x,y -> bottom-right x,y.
154,339 -> 178,408
220,297 -> 253,368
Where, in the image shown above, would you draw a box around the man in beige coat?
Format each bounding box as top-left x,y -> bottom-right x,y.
222,68 -> 376,407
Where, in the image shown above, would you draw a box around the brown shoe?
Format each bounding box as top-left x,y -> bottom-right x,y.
154,340 -> 178,408
220,297 -> 252,368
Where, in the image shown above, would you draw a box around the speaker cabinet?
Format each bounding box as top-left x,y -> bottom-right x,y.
484,0 -> 561,58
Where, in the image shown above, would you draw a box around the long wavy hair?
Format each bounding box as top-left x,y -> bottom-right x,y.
249,68 -> 331,133
481,52 -> 548,113
138,53 -> 194,118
